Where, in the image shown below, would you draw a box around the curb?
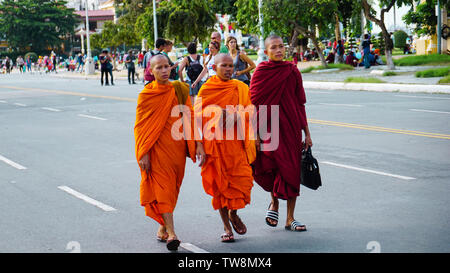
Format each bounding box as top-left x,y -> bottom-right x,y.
303,81 -> 450,94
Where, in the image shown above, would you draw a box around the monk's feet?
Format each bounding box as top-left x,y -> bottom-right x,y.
265,202 -> 279,227
229,210 -> 247,235
221,232 -> 235,243
285,220 -> 307,232
157,226 -> 169,242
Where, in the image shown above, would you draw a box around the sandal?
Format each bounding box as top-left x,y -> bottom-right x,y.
265,204 -> 279,227
221,232 -> 235,243
156,235 -> 168,242
229,213 -> 247,235
166,238 -> 181,251
285,220 -> 307,232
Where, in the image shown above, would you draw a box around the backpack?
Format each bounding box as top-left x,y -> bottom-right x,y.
186,55 -> 203,82
144,51 -> 162,82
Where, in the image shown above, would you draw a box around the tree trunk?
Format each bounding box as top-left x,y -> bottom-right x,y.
334,13 -> 341,43
288,29 -> 299,58
382,31 -> 395,70
311,36 -> 327,68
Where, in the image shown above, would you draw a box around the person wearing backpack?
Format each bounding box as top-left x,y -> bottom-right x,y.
178,42 -> 206,104
143,38 -> 167,84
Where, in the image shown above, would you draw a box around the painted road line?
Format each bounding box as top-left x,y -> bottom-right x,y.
0,154 -> 27,170
57,186 -> 117,212
395,95 -> 450,100
321,161 -> 416,180
318,103 -> 363,107
180,243 -> 209,253
309,119 -> 450,140
307,91 -> 332,94
77,114 -> 107,121
41,107 -> 62,112
409,109 -> 450,115
13,103 -> 27,107
0,85 -> 136,102
0,100 -> 7,103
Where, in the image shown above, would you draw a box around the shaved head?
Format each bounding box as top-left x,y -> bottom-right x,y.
264,34 -> 283,49
150,54 -> 168,69
214,53 -> 233,66
213,53 -> 234,81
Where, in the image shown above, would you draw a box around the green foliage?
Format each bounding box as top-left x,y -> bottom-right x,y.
438,75 -> 450,84
344,77 -> 386,83
373,33 -> 385,53
0,0 -> 77,52
135,0 -> 215,46
415,66 -> 450,77
382,71 -> 398,76
301,63 -> 354,73
394,54 -> 450,66
393,30 -> 408,49
403,0 -> 450,36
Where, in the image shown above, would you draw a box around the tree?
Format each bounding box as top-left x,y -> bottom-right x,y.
0,0 -> 77,53
236,0 -> 337,67
393,30 -> 408,49
403,0 -> 450,36
361,0 -> 397,69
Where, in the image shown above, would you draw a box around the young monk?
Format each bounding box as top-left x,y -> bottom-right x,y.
250,35 -> 313,232
194,53 -> 256,243
135,55 -> 206,251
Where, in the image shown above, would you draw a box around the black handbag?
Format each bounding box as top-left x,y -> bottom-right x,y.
301,147 -> 322,190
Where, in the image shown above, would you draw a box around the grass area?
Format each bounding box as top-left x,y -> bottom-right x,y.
394,54 -> 450,66
344,77 -> 386,83
301,63 -> 354,73
415,66 -> 450,77
382,71 -> 398,76
438,75 -> 450,84
248,54 -> 258,61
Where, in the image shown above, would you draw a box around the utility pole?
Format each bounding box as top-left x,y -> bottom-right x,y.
153,0 -> 158,46
437,0 -> 442,54
85,0 -> 94,75
256,0 -> 267,64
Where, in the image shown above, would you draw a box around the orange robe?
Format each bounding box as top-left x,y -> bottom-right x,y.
135,81 -> 196,225
194,76 -> 256,210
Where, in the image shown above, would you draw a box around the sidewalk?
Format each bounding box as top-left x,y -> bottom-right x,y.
300,63 -> 450,94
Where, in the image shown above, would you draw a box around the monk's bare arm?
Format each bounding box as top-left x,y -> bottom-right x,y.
178,57 -> 187,82
303,125 -> 313,150
192,66 -> 208,88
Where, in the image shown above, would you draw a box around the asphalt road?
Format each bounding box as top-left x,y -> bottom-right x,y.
1,73 -> 449,253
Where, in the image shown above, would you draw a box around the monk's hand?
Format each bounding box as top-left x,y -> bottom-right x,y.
139,154 -> 151,173
304,134 -> 313,150
196,142 -> 206,167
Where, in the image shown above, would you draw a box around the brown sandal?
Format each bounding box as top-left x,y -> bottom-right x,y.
229,214 -> 247,235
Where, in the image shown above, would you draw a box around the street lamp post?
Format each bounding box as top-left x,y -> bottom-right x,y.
256,0 -> 267,64
153,0 -> 158,45
85,0 -> 94,75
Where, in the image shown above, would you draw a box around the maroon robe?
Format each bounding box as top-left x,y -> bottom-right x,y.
249,60 -> 308,200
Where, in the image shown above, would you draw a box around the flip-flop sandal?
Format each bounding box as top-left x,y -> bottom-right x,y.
229,214 -> 247,235
221,233 -> 235,243
166,238 -> 181,251
285,220 -> 307,232
156,235 -> 168,242
265,204 -> 279,227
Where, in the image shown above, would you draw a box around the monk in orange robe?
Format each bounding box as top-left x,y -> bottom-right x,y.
135,55 -> 205,251
194,53 -> 256,242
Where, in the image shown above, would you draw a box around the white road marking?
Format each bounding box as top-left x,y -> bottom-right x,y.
77,114 -> 107,121
307,91 -> 332,94
409,109 -> 450,115
41,107 -> 62,112
0,100 -> 7,103
319,103 -> 363,107
180,243 -> 209,253
0,154 -> 27,170
320,161 -> 416,180
58,186 -> 117,212
395,95 -> 450,100
13,103 -> 27,107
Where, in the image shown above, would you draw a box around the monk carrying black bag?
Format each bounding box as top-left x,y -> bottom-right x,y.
301,147 -> 322,190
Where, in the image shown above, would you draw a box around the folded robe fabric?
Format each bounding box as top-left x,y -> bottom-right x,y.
194,76 -> 256,210
249,60 -> 308,200
135,80 -> 196,225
